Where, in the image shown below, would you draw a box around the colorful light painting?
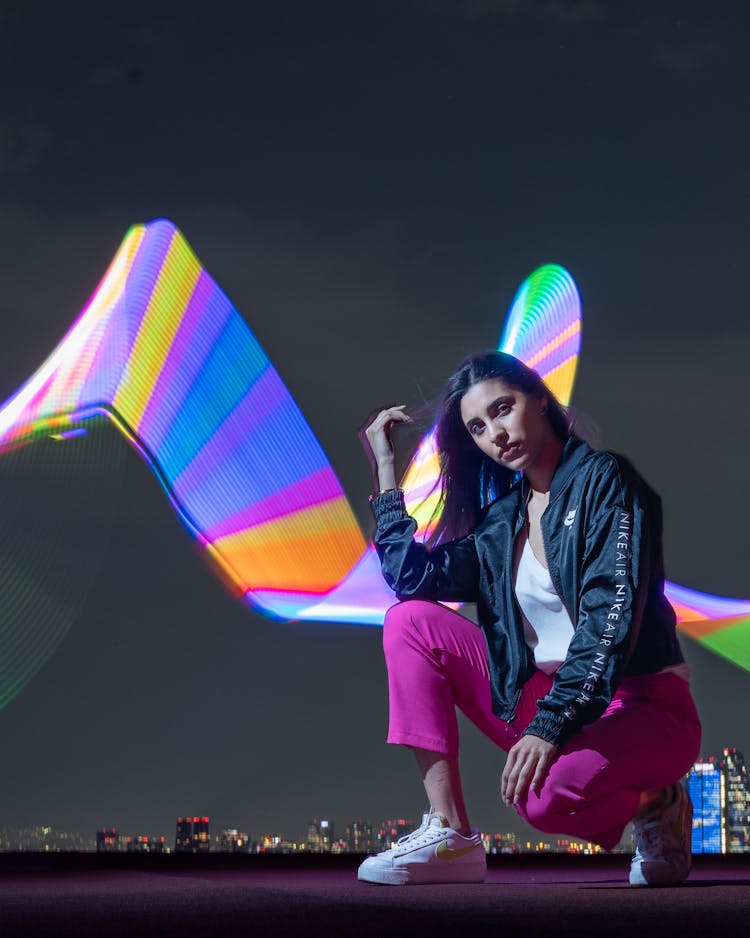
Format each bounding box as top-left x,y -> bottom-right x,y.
0,220 -> 368,619
400,263 -> 582,540
0,219 -> 747,703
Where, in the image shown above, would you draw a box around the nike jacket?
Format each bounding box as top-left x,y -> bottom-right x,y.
371,436 -> 685,748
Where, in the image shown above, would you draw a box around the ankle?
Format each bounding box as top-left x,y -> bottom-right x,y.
635,786 -> 668,818
435,812 -> 471,836
444,816 -> 472,837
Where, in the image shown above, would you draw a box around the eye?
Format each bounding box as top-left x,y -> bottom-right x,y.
468,422 -> 484,436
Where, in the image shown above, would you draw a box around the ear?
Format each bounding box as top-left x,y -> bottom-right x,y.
539,394 -> 549,416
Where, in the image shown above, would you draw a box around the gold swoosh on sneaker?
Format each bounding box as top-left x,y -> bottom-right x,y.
435,841 -> 479,860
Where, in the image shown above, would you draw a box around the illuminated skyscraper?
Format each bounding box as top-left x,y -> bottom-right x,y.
689,761 -> 725,854
96,828 -> 121,852
345,821 -> 373,853
175,816 -> 210,853
175,817 -> 192,852
719,748 -> 750,853
126,835 -> 166,853
220,828 -> 251,853
306,819 -> 334,852
193,817 -> 210,852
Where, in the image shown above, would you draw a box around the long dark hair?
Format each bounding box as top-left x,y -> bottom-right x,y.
427,351 -> 570,546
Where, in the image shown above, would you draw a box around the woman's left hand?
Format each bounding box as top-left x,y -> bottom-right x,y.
501,734 -> 557,806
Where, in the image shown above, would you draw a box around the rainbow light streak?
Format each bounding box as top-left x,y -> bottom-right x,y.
400,264 -> 582,540
0,221 -> 748,677
0,220 -> 366,612
50,428 -> 88,441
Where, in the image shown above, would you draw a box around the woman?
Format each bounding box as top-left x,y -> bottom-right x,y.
357,351 -> 701,887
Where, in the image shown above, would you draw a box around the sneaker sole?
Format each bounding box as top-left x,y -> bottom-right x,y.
358,860 -> 486,886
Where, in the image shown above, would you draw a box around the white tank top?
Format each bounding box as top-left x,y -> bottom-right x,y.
514,538 -> 574,675
514,538 -> 691,683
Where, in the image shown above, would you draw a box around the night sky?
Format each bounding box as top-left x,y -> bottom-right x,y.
0,1 -> 748,847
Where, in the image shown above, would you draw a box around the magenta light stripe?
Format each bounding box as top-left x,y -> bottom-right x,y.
404,477 -> 441,504
172,364 -> 288,501
75,229 -> 163,408
19,373 -> 59,424
531,340 -> 579,378
204,465 -> 346,542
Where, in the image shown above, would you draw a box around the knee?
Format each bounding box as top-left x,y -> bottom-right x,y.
521,779 -> 584,833
382,600 -> 431,654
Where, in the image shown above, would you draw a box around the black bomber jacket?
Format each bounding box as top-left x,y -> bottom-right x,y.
371,436 -> 685,748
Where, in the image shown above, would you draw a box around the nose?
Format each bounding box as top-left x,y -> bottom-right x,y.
490,420 -> 508,446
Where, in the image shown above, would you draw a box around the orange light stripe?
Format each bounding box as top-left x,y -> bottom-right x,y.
677,616 -> 745,640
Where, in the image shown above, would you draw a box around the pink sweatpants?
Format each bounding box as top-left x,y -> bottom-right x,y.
383,600 -> 701,850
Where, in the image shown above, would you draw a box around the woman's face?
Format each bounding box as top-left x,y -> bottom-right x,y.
459,378 -> 550,472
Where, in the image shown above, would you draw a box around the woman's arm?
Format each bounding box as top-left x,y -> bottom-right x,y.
372,490 -> 480,601
361,406 -> 480,602
360,404 -> 411,494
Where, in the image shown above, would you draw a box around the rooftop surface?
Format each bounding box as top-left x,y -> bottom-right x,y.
1,853 -> 748,937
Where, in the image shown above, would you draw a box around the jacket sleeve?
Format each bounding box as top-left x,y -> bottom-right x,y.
371,489 -> 481,603
523,456 -> 650,747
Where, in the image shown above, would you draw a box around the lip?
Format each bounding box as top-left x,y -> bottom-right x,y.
499,442 -> 522,460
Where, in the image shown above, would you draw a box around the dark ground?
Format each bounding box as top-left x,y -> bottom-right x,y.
0,853 -> 748,937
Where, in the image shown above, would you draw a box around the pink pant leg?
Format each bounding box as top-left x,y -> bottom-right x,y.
516,672 -> 702,849
383,599 -> 702,850
382,599 -> 523,757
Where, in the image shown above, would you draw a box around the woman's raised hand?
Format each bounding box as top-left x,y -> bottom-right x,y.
359,405 -> 412,493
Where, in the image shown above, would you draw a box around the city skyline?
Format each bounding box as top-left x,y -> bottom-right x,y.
1,2 -> 749,843
0,821 -> 607,857
3,745 -> 748,857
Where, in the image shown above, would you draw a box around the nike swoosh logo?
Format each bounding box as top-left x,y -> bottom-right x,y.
435,841 -> 479,860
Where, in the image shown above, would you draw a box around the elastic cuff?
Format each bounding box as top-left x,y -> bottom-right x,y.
522,710 -> 577,748
371,488 -> 408,526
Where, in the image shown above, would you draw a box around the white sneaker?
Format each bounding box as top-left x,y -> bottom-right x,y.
629,783 -> 693,886
357,811 -> 486,885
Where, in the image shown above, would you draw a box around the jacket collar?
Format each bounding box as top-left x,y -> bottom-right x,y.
518,435 -> 592,507
550,436 -> 591,501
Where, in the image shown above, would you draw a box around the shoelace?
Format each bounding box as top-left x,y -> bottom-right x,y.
393,827 -> 446,855
395,824 -> 429,848
392,811 -> 447,855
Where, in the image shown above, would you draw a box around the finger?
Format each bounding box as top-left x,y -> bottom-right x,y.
504,753 -> 525,806
500,756 -> 510,805
377,406 -> 412,425
511,759 -> 535,805
375,405 -> 408,418
363,407 -> 412,438
361,405 -> 408,431
529,751 -> 553,796
500,751 -> 516,806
